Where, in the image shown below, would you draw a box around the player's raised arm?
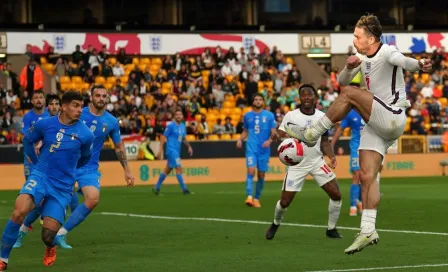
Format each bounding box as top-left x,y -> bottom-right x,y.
23,119 -> 45,164
321,131 -> 337,169
386,46 -> 432,72
337,56 -> 362,86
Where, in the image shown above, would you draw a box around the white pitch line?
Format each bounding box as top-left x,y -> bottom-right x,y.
99,212 -> 448,236
306,263 -> 448,272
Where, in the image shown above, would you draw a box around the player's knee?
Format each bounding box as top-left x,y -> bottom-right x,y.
41,227 -> 57,247
279,198 -> 291,208
359,169 -> 376,183
330,191 -> 342,201
11,209 -> 27,223
84,197 -> 99,210
257,172 -> 265,180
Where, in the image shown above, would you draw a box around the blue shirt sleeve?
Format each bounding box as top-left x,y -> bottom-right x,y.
23,119 -> 45,164
269,113 -> 276,129
163,124 -> 171,137
21,113 -> 30,134
340,116 -> 350,129
109,118 -> 122,144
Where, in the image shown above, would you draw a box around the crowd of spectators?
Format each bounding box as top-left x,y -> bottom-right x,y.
0,43 -> 447,145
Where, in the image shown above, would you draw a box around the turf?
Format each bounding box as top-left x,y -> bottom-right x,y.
0,176 -> 447,272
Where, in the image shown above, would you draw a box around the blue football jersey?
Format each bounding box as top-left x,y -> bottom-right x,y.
243,110 -> 276,154
24,116 -> 94,192
340,110 -> 365,152
164,122 -> 186,153
79,107 -> 121,171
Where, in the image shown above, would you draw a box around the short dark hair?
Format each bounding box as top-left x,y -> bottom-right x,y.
46,94 -> 61,105
299,84 -> 318,97
356,13 -> 383,42
253,93 -> 265,101
61,91 -> 83,105
90,84 -> 107,96
32,90 -> 45,98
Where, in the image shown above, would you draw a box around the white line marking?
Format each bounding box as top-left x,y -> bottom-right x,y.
306,263 -> 448,272
99,212 -> 448,236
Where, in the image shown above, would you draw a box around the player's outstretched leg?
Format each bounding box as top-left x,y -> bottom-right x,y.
153,166 -> 171,195
244,167 -> 256,206
1,194 -> 36,271
41,217 -> 61,267
286,86 -> 373,146
321,179 -> 343,238
345,150 -> 382,255
266,191 -> 296,240
253,171 -> 266,208
55,186 -> 98,249
13,209 -> 41,248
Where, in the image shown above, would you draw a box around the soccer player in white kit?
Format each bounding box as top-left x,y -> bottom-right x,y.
284,14 -> 432,254
266,84 -> 343,240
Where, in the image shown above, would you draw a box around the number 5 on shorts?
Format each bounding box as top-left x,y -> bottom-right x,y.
25,179 -> 37,191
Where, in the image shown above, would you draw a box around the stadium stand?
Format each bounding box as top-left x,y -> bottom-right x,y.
0,44 -> 447,145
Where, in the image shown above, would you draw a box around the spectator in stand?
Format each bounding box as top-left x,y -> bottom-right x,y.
236,116 -> 244,134
19,58 -> 44,93
46,46 -> 61,65
221,61 -> 233,77
99,45 -> 109,65
213,118 -> 225,135
54,57 -> 68,81
245,74 -> 258,105
113,62 -> 125,77
443,79 -> 448,98
3,63 -> 19,94
0,84 -> 6,99
72,45 -> 84,64
88,49 -> 101,76
101,59 -> 113,77
1,111 -> 13,130
0,129 -> 7,145
117,48 -> 128,64
420,82 -> 434,98
6,128 -> 19,144
223,117 -> 235,134
6,90 -> 17,107
75,60 -> 87,78
197,114 -> 209,140
25,45 -> 34,61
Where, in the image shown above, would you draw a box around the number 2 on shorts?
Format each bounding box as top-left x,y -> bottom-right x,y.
25,179 -> 37,191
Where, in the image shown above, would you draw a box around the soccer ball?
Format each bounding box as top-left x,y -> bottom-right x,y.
277,138 -> 304,166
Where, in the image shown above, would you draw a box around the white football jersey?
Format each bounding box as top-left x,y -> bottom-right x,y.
356,44 -> 408,105
279,109 -> 326,168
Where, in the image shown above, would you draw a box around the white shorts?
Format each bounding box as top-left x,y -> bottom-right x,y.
359,96 -> 406,157
282,158 -> 336,192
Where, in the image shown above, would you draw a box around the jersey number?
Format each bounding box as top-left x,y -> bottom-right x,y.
351,157 -> 359,168
50,142 -> 61,152
320,164 -> 332,175
254,124 -> 260,134
366,76 -> 370,90
24,179 -> 37,191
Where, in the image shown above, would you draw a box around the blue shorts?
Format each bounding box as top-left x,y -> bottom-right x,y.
246,152 -> 269,172
350,151 -> 360,172
167,152 -> 181,169
76,168 -> 101,192
19,172 -> 72,224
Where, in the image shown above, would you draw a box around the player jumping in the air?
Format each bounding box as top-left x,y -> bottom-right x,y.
0,91 -> 94,270
237,93 -> 276,208
284,14 -> 432,254
153,109 -> 193,195
266,84 -> 343,239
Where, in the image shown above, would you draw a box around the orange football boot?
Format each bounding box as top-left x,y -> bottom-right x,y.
43,247 -> 56,266
0,261 -> 7,271
245,196 -> 253,207
253,199 -> 261,208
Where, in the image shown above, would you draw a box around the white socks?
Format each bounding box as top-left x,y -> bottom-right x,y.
360,209 -> 377,235
328,199 -> 342,230
273,200 -> 287,225
57,227 -> 68,236
19,224 -> 29,233
311,115 -> 334,139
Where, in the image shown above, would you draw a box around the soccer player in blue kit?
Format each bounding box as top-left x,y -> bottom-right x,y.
0,91 -> 94,270
331,109 -> 365,216
153,109 -> 193,195
236,93 -> 276,208
22,90 -> 50,179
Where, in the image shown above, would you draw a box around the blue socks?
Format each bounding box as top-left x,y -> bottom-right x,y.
1,220 -> 21,261
350,184 -> 360,207
176,174 -> 187,191
61,203 -> 92,233
246,173 -> 254,196
70,193 -> 79,213
155,173 -> 167,191
24,209 -> 40,228
255,178 -> 265,200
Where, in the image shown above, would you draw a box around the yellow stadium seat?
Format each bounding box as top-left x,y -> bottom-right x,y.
258,81 -> 264,90
286,57 -> 294,65
120,76 -> 128,83
140,58 -> 150,65
421,73 -> 429,83
207,121 -> 216,129
208,109 -> 220,116
162,82 -> 172,89
105,82 -> 113,90
195,114 -> 202,122
132,58 -> 140,65
201,70 -> 210,77
208,134 -> 220,141
439,97 -> 447,108
161,88 -> 170,95
243,107 -> 252,114
231,108 -> 242,116
61,83 -> 71,91
220,108 -> 231,116
138,64 -> 147,71
106,76 -> 117,83
82,83 -> 90,90
70,76 -> 81,84
230,114 -> 240,122
343,128 -> 351,136
150,64 -> 160,71
266,81 -> 274,89
43,63 -> 54,71
189,57 -> 196,64
207,114 -> 217,122
226,75 -> 234,83
95,76 -> 106,84
220,134 -> 231,140
186,135 -> 196,141
232,134 -> 241,140
223,101 -> 234,108
108,57 -> 117,65
124,64 -> 135,71
40,57 -> 47,65
59,76 -> 70,84
225,94 -> 235,101
151,58 -> 162,65
199,108 -> 207,115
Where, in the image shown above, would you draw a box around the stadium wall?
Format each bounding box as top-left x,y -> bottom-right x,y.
1,153 -> 446,190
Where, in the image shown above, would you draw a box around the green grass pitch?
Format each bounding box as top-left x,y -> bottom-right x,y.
0,176 -> 447,272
